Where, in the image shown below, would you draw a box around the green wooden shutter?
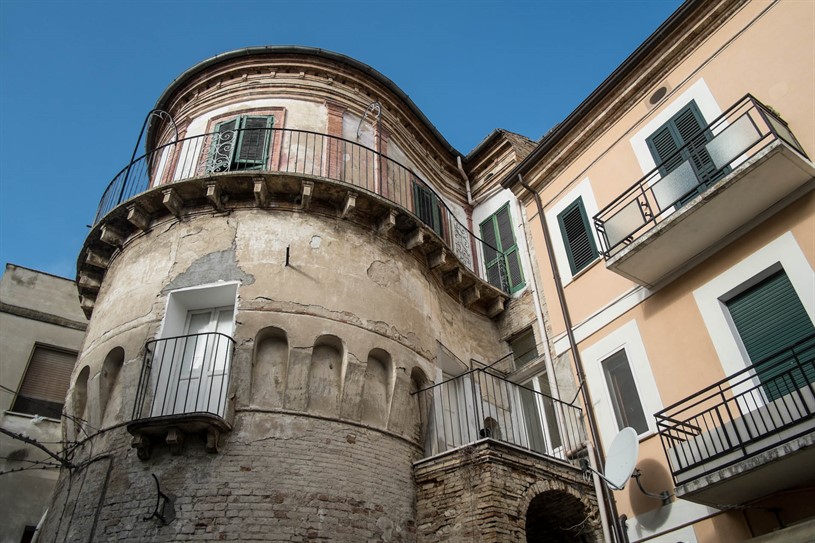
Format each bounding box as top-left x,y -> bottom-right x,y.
646,101 -> 725,206
413,182 -> 442,237
557,198 -> 598,275
235,116 -> 273,170
726,270 -> 815,401
480,205 -> 525,292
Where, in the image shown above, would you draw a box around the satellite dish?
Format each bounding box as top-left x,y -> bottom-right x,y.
603,427 -> 639,490
581,427 -> 639,491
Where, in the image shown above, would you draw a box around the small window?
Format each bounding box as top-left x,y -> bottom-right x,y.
510,328 -> 538,369
602,349 -> 648,434
208,115 -> 274,173
12,345 -> 77,419
557,197 -> 598,275
480,204 -> 525,292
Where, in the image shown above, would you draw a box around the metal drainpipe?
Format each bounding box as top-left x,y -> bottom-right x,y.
517,173 -> 622,543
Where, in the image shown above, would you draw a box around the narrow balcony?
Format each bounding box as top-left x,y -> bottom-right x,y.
594,95 -> 814,287
78,127 -> 510,318
655,335 -> 815,507
128,332 -> 236,459
412,366 -> 586,463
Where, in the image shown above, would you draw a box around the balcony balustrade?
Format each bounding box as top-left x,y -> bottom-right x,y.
128,332 -> 236,458
413,366 -> 586,463
655,334 -> 815,506
594,95 -> 813,287
90,127 -> 510,293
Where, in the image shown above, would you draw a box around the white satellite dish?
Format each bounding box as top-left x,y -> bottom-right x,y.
603,427 -> 639,490
583,427 -> 639,491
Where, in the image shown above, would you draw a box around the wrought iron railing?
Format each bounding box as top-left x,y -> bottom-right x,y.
93,127 -> 509,292
593,95 -> 809,258
413,367 -> 586,462
655,334 -> 815,486
132,332 -> 236,421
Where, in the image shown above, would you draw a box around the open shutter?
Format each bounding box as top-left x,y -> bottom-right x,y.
558,199 -> 598,275
208,118 -> 238,173
495,206 -> 523,291
727,270 -> 815,400
235,116 -> 273,170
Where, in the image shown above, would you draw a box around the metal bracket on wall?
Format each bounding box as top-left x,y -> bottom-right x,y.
143,473 -> 175,525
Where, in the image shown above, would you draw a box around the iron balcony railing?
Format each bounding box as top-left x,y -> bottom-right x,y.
133,332 -> 236,421
655,334 -> 815,486
93,127 -> 510,292
593,94 -> 809,258
413,367 -> 586,462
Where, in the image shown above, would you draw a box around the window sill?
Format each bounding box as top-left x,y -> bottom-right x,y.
563,256 -> 602,287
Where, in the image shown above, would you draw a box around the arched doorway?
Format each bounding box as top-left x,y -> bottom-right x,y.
525,489 -> 596,542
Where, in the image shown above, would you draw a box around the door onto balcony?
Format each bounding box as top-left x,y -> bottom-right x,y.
178,307 -> 234,415
727,270 -> 815,401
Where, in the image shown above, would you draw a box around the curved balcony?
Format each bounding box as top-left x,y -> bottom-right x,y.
79,127 -> 509,318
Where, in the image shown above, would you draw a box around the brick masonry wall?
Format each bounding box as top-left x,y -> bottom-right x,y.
39,412 -> 421,542
414,441 -> 602,542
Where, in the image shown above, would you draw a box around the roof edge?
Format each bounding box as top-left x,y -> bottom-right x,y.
151,45 -> 462,157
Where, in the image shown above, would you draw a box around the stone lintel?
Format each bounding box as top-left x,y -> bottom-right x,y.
85,250 -> 110,269
462,285 -> 481,306
126,204 -> 150,232
301,180 -> 314,209
377,210 -> 397,234
253,177 -> 269,207
405,228 -> 424,251
428,248 -> 446,269
341,191 -> 357,219
162,188 -> 183,218
100,226 -> 125,248
486,296 -> 506,318
443,268 -> 463,289
205,181 -> 223,210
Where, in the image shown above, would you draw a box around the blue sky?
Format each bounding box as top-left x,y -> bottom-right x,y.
0,0 -> 682,280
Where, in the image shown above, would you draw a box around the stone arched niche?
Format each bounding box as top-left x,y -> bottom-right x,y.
72,366 -> 90,438
409,366 -> 431,446
360,348 -> 392,427
251,326 -> 289,409
99,347 -> 125,424
307,335 -> 344,416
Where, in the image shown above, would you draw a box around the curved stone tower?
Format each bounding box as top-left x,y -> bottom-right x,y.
39,47 -> 600,542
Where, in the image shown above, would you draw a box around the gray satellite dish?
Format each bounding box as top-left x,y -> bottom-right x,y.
583,427 -> 639,491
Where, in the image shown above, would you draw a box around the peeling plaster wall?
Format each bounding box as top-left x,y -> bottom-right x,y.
45,208 -> 506,542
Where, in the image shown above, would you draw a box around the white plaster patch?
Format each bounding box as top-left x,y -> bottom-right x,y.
310,235 -> 322,249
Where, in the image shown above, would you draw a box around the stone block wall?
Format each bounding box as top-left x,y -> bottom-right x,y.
414,440 -> 602,542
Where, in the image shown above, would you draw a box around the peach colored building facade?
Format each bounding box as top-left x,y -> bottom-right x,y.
503,1 -> 815,541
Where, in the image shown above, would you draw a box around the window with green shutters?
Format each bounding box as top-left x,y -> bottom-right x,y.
208,115 -> 274,173
412,182 -> 443,237
556,197 -> 598,276
646,101 -> 727,205
480,204 -> 524,293
726,270 -> 815,401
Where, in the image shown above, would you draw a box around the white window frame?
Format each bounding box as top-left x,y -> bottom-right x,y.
545,177 -> 602,285
582,319 -> 662,445
693,232 -> 814,393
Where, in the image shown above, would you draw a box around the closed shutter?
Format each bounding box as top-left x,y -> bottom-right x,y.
12,346 -> 77,419
413,182 -> 442,237
557,198 -> 598,275
646,101 -> 725,205
235,116 -> 273,170
727,270 -> 815,401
